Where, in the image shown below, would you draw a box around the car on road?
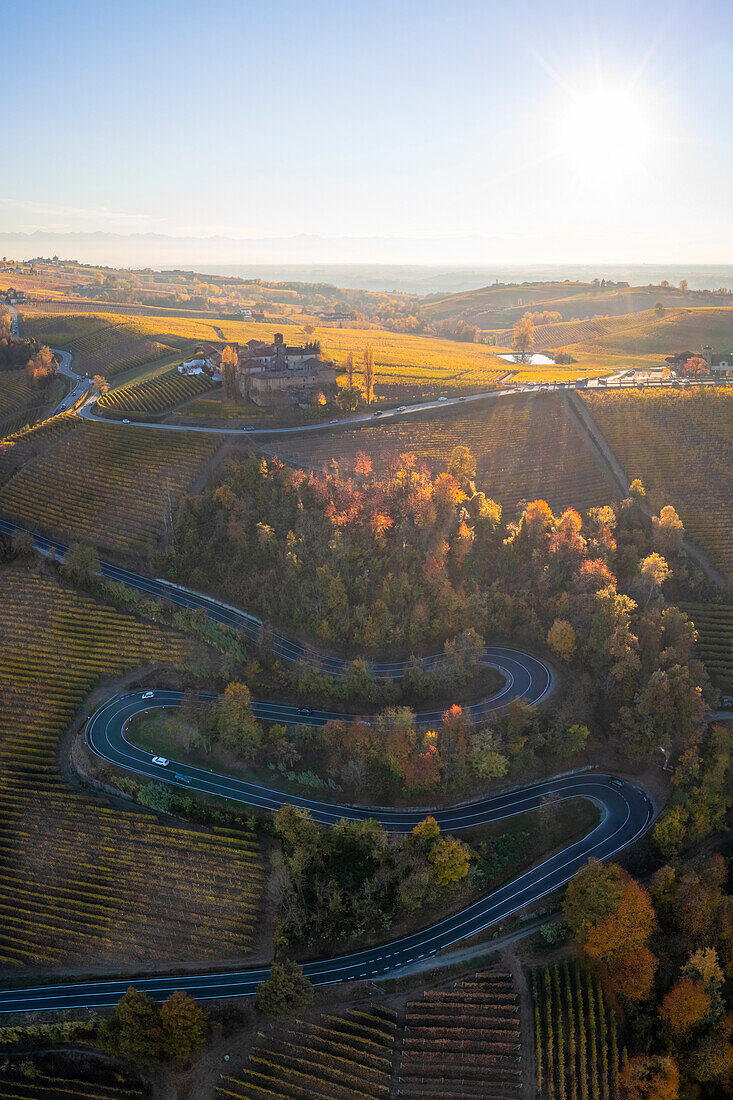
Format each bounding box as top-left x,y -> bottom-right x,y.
608,776 -> 624,789
329,418 -> 339,424
245,425 -> 254,432
458,396 -> 467,401
142,691 -> 154,699
438,396 -> 448,402
122,419 -> 130,424
299,707 -> 311,716
372,410 -> 383,417
152,756 -> 169,767
396,406 -> 406,412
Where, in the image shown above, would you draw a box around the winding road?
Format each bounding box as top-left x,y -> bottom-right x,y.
0,318 -> 659,1014
0,519 -> 655,1015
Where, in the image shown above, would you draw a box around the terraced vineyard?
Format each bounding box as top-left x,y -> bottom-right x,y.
96,366 -> 215,416
0,567 -> 265,970
266,394 -> 617,516
682,603 -> 733,692
399,969 -> 522,1098
217,1003 -> 397,1099
0,420 -> 219,552
531,961 -> 620,1100
583,388 -> 733,583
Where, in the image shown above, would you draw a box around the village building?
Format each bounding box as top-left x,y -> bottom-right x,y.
192,332 -> 337,405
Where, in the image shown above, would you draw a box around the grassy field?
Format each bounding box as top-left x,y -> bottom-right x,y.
95,366 -> 215,417
583,388 -> 733,584
0,420 -> 219,553
681,603 -> 733,693
0,566 -> 265,972
264,394 -> 617,516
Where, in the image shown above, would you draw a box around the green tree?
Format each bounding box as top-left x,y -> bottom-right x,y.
61,542 -> 100,585
470,728 -> 508,779
98,987 -> 162,1067
217,682 -> 263,762
255,960 -> 314,1019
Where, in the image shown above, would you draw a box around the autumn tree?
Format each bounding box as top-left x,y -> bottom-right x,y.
564,861 -> 657,1001
448,445 -> 476,485
638,552 -> 670,603
159,990 -> 209,1057
216,682 -> 263,762
660,976 -> 711,1038
513,313 -> 534,362
429,835 -> 471,885
221,344 -> 239,401
335,383 -> 362,413
629,478 -> 646,500
362,344 -> 375,404
619,1054 -> 679,1100
652,505 -> 684,557
683,356 -> 708,377
255,961 -> 314,1019
98,987 -> 163,1067
547,618 -> 576,662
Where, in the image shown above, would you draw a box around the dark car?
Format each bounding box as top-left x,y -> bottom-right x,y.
299,707 -> 311,717
608,776 -> 624,789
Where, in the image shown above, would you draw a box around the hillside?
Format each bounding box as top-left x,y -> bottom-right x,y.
421,280 -> 733,327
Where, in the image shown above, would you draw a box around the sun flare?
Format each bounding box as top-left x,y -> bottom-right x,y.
555,82 -> 652,183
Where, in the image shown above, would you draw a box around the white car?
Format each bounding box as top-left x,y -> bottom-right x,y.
122,419 -> 130,424
438,396 -> 448,402
152,756 -> 169,767
142,691 -> 154,699
396,406 -> 407,412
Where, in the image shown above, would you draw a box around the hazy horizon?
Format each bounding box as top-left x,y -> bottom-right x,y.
3,0 -> 732,263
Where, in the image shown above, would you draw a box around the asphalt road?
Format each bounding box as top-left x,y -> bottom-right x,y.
0,329 -> 661,1014
0,768 -> 653,1012
0,517 -> 552,701
0,519 -> 658,1016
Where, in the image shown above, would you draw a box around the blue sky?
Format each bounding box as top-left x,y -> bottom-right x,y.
3,0 -> 732,261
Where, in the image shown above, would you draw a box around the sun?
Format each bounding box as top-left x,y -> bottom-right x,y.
555,82 -> 652,183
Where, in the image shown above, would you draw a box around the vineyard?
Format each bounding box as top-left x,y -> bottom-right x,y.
531,962 -> 621,1100
0,420 -> 219,552
96,366 -> 215,416
0,412 -> 80,486
0,1066 -> 143,1100
582,388 -> 733,583
0,567 -> 265,970
0,370 -> 67,437
266,394 -> 618,516
681,603 -> 733,692
399,968 -> 523,1097
217,1003 -> 397,1099
20,309 -> 208,379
